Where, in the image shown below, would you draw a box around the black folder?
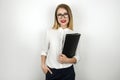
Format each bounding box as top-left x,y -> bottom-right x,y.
62,33 -> 81,58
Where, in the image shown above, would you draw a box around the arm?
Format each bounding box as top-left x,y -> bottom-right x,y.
58,40 -> 80,64
41,55 -> 52,74
41,55 -> 46,66
58,54 -> 77,64
67,57 -> 77,63
40,30 -> 52,74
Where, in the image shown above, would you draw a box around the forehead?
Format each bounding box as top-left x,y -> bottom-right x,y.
57,8 -> 67,14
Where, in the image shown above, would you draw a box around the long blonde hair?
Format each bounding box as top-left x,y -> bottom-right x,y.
52,4 -> 73,30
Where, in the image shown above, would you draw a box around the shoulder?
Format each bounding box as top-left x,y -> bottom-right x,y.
46,28 -> 54,33
46,28 -> 58,35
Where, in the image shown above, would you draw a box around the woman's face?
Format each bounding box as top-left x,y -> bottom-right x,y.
57,8 -> 69,28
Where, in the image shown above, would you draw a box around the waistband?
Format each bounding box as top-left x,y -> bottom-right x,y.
47,65 -> 73,70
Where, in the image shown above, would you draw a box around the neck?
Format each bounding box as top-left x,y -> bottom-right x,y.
61,25 -> 67,29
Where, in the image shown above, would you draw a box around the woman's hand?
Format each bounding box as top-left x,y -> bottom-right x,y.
58,54 -> 69,64
41,64 -> 52,74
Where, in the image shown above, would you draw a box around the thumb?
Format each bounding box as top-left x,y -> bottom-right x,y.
48,68 -> 53,74
60,54 -> 64,57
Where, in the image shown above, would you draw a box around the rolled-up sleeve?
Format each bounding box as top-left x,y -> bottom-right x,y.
41,30 -> 50,56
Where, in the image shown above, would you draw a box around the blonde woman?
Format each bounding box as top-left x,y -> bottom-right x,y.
41,3 -> 80,80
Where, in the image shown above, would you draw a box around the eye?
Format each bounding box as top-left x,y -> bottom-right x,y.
64,13 -> 68,15
57,13 -> 62,16
57,13 -> 69,19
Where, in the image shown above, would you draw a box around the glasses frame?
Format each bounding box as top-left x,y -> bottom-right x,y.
57,13 -> 69,19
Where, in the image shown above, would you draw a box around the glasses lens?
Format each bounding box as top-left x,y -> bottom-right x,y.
64,13 -> 68,18
57,13 -> 68,18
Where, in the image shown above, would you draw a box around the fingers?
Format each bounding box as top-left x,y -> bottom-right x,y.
58,54 -> 68,64
47,68 -> 53,74
41,65 -> 52,74
58,55 -> 64,64
58,57 -> 63,64
60,54 -> 67,57
59,54 -> 64,57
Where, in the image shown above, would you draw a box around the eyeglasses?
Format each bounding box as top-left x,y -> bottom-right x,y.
57,13 -> 69,19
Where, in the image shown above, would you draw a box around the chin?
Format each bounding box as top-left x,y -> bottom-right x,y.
60,23 -> 67,26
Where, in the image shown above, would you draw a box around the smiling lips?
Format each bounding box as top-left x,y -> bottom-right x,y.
60,20 -> 66,23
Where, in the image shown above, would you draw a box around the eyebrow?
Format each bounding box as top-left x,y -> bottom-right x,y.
57,12 -> 68,14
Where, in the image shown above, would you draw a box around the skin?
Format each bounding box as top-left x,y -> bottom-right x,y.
57,8 -> 69,29
41,8 -> 77,74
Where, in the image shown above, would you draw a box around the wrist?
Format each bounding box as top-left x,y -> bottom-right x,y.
65,58 -> 70,63
65,57 -> 76,64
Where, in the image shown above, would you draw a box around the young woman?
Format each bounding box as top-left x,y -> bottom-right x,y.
41,3 -> 80,80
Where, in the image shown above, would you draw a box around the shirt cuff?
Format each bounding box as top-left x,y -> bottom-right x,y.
74,56 -> 80,63
41,51 -> 47,56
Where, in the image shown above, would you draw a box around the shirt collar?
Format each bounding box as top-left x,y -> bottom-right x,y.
58,27 -> 70,32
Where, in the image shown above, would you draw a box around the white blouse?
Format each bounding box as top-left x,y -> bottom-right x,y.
41,27 -> 80,69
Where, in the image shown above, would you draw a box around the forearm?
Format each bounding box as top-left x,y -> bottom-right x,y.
66,57 -> 77,64
59,54 -> 77,64
41,55 -> 47,66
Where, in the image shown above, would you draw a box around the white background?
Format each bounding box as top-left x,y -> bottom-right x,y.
0,0 -> 120,80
